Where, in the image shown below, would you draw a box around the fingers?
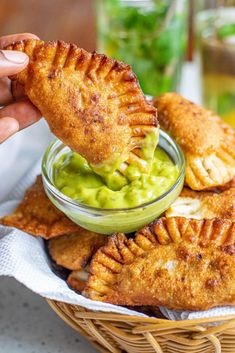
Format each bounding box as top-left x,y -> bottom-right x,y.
11,81 -> 26,101
0,99 -> 41,130
0,33 -> 39,106
0,79 -> 26,106
0,33 -> 39,49
0,50 -> 29,78
0,32 -> 39,81
0,77 -> 12,105
0,117 -> 19,143
0,33 -> 41,141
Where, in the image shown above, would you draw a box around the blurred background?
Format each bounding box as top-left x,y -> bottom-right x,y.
0,0 -> 234,127
0,3 -> 234,352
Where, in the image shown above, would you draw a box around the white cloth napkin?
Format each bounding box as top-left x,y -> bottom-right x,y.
0,159 -> 235,321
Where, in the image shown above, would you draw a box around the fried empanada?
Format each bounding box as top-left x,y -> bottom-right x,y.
166,187 -> 235,220
153,93 -> 235,190
6,39 -> 159,176
151,217 -> 234,246
218,177 -> 235,191
67,267 -> 90,293
93,217 -> 233,255
48,231 -> 106,270
1,175 -> 80,239
84,233 -> 235,310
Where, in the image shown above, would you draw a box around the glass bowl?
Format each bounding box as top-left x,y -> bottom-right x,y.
41,130 -> 185,234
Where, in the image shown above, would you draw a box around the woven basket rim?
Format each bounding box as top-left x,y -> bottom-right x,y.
47,299 -> 235,353
47,299 -> 235,325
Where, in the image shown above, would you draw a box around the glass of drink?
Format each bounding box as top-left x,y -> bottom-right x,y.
197,4 -> 235,127
96,0 -> 187,96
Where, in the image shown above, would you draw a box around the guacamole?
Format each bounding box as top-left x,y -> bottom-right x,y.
90,128 -> 159,191
53,147 -> 179,209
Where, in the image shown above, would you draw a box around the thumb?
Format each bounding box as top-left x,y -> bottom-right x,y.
0,50 -> 29,78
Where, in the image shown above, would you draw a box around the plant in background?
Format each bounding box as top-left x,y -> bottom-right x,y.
97,0 -> 187,96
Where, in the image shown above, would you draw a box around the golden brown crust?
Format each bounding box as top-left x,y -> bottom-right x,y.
6,39 -> 158,169
84,235 -> 235,310
153,93 -> 235,190
0,175 -> 80,239
48,231 -> 106,270
154,93 -> 223,155
110,217 -> 234,252
217,177 -> 235,192
152,217 -> 235,247
166,187 -> 235,221
67,268 -> 89,293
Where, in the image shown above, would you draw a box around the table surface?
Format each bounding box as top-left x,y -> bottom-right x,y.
0,62 -> 200,353
0,277 -> 97,353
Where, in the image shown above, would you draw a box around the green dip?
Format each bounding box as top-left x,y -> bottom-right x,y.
53,147 -> 179,209
90,128 -> 159,191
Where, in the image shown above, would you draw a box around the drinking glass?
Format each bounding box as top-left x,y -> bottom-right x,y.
96,0 -> 187,96
197,1 -> 235,127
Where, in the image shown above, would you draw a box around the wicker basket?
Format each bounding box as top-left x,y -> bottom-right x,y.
48,300 -> 235,353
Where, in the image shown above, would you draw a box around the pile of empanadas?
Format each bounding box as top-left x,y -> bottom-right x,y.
1,39 -> 235,312
1,93 -> 235,312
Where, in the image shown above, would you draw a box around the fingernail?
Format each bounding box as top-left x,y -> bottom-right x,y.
0,50 -> 28,64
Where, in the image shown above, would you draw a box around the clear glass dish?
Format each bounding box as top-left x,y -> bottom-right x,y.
41,130 -> 185,234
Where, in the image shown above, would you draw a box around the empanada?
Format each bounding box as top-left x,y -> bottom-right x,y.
153,93 -> 235,190
218,177 -> 235,191
48,231 -> 106,270
166,187 -> 235,220
152,217 -> 234,246
67,267 -> 89,293
84,231 -> 235,310
6,39 -> 159,177
1,175 -> 80,238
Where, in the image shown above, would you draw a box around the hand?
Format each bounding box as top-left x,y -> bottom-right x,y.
0,33 -> 41,143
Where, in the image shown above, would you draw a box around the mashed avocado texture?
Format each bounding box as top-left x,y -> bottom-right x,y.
53,147 -> 179,209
